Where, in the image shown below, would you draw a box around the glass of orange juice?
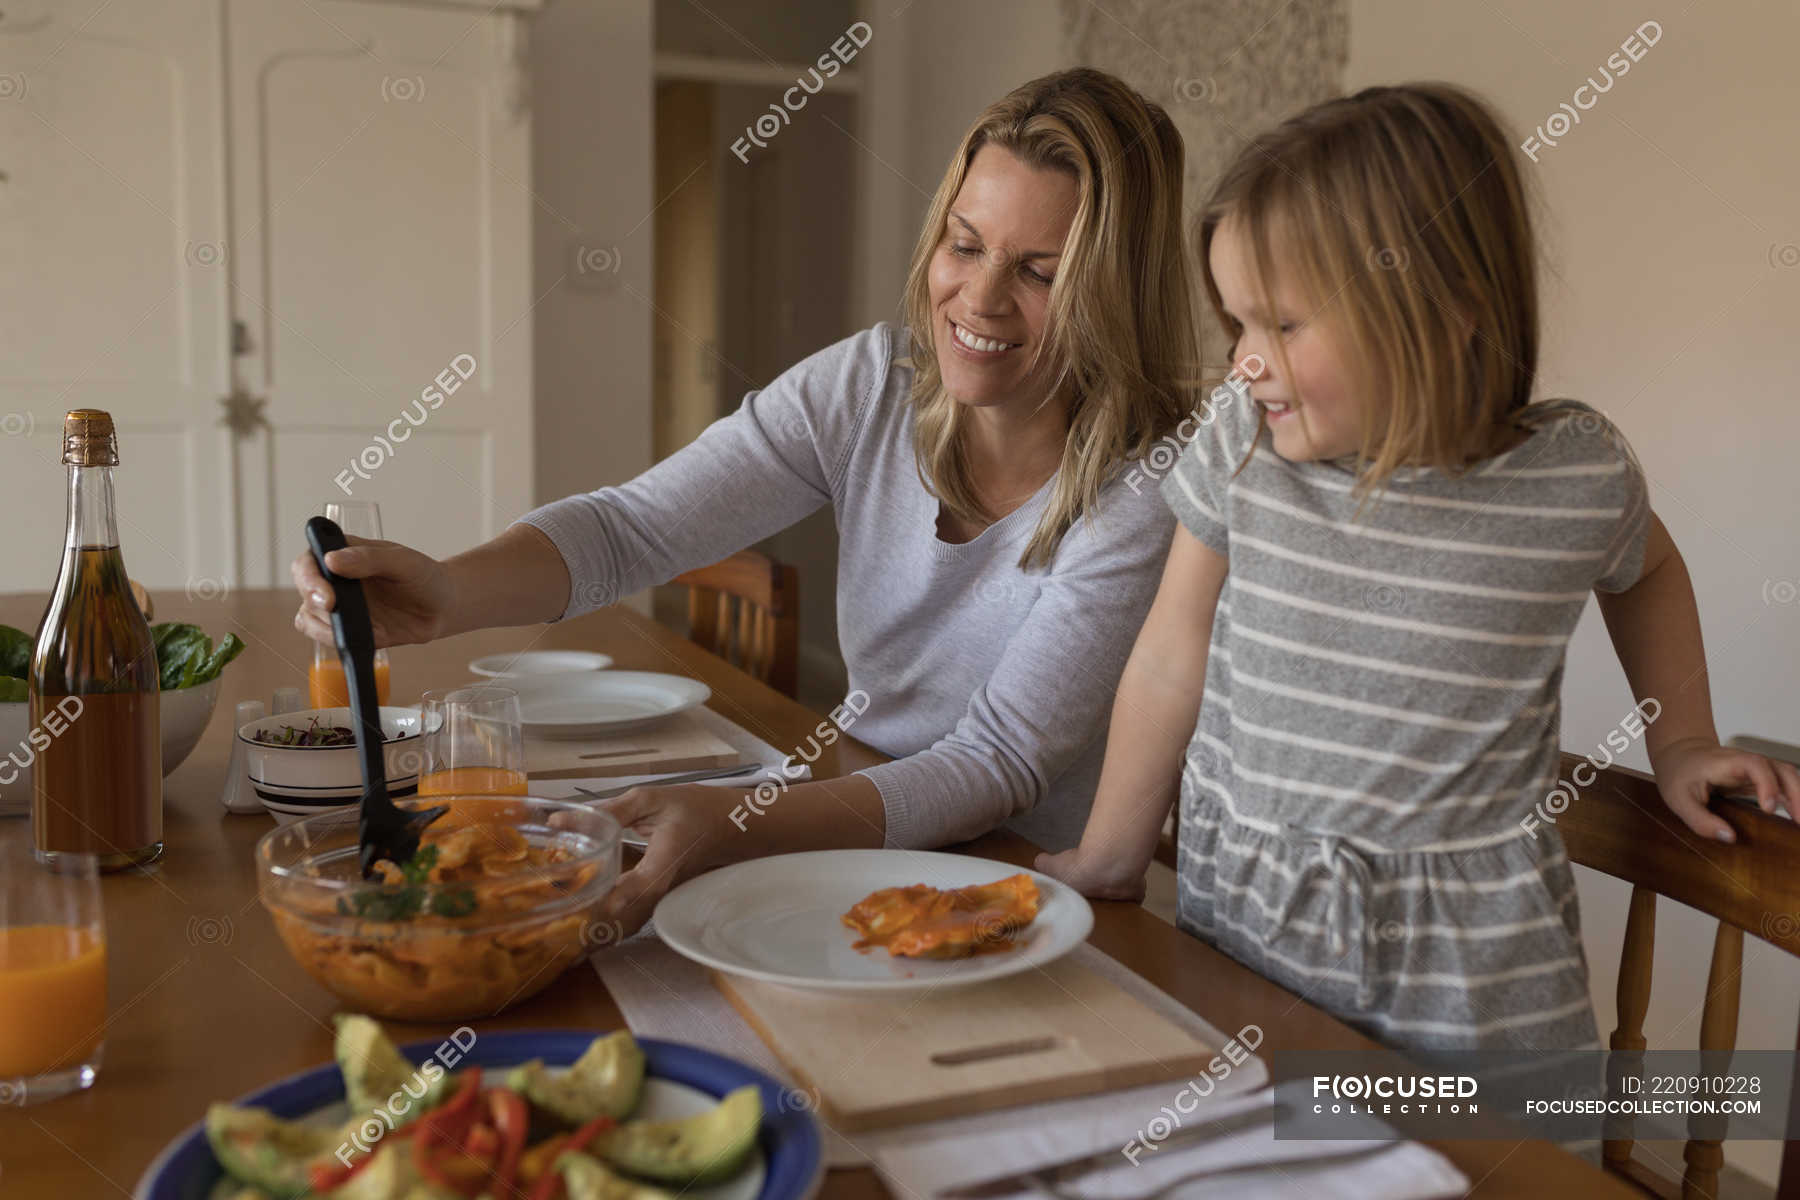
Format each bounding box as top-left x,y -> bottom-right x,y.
0,831 -> 106,1104
311,500 -> 392,708
418,686 -> 528,803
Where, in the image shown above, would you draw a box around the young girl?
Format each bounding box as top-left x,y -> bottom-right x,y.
1037,83 -> 1800,1053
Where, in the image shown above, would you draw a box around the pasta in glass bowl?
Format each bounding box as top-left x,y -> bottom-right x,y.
255,795 -> 621,1020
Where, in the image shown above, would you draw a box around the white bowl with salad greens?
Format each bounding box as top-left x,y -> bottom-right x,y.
0,621 -> 244,814
238,706 -> 425,820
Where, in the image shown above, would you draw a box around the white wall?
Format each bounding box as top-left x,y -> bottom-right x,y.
530,1 -> 655,513
833,0 -> 1061,692
1349,0 -> 1799,1184
852,0 -> 1064,329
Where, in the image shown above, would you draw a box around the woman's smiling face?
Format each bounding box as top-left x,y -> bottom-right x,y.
928,144 -> 1077,410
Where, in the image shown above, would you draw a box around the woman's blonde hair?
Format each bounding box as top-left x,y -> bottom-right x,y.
1198,83 -> 1540,488
902,68 -> 1197,569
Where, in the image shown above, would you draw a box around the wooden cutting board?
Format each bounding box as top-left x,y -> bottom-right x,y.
524,710 -> 741,779
714,954 -> 1220,1130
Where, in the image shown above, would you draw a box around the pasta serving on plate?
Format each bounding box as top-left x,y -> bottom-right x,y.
841,872 -> 1040,959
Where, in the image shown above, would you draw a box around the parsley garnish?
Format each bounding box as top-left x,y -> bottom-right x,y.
335,845 -> 477,921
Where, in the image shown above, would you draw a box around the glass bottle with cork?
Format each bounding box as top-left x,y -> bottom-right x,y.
30,409 -> 163,869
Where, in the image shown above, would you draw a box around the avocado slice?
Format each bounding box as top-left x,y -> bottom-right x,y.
596,1085 -> 762,1187
508,1030 -> 646,1124
204,1104 -> 341,1199
333,1014 -> 450,1127
556,1151 -> 675,1200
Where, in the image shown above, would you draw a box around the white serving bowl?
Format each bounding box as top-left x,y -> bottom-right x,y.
162,677 -> 223,774
0,701 -> 29,814
0,678 -> 223,815
238,706 -> 424,819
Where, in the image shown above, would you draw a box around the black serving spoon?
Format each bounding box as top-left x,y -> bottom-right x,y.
305,516 -> 446,878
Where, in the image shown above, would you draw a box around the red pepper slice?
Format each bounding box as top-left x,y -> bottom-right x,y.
525,1148 -> 567,1200
412,1070 -> 488,1197
418,1149 -> 493,1195
522,1115 -> 616,1200
424,1070 -> 485,1143
314,1071 -> 485,1192
488,1087 -> 531,1196
565,1113 -> 616,1152
464,1121 -> 501,1158
437,1070 -> 485,1123
308,1151 -> 377,1192
518,1135 -> 566,1189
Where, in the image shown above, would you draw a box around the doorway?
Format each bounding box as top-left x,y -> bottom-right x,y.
650,5 -> 862,706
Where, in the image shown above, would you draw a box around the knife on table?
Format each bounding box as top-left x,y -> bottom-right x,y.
571,761 -> 763,802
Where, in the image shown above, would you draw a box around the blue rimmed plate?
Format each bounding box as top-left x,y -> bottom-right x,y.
134,1033 -> 824,1200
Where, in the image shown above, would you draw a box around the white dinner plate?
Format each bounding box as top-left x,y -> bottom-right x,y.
468,649 -> 614,677
653,850 -> 1094,992
510,669 -> 711,737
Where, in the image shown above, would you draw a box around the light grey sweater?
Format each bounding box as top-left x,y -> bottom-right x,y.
515,324 -> 1174,851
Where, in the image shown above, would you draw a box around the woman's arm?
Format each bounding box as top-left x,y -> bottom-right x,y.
596,774 -> 887,932
517,330 -> 881,619
294,328 -> 888,647
1596,512 -> 1800,837
292,524 -> 570,647
1036,526 -> 1227,898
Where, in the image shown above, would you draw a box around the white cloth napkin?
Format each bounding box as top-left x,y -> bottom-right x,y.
530,706 -> 811,800
874,1088 -> 1469,1200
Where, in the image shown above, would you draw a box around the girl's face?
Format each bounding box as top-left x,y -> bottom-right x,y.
928,145 -> 1075,411
1209,217 -> 1363,463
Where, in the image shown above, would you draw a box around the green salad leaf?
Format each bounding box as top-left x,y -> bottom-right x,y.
0,624 -> 30,679
334,845 -> 480,922
150,621 -> 200,660
197,633 -> 246,682
149,622 -> 244,690
0,621 -> 245,694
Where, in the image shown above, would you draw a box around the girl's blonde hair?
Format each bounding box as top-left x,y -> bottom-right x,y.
903,68 -> 1196,569
1198,83 -> 1540,486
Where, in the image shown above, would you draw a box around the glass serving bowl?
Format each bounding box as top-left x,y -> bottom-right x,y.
255,795 -> 620,1020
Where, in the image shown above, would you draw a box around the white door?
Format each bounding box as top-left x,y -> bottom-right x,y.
0,0 -> 233,595
224,0 -> 533,584
0,0 -> 535,601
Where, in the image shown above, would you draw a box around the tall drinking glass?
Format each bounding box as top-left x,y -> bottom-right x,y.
418,686 -> 528,825
309,500 -> 392,708
0,831 -> 106,1104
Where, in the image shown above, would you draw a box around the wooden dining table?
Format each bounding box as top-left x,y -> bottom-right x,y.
0,587 -> 1637,1198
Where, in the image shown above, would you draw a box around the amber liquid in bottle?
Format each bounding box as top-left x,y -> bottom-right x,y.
31,410 -> 163,870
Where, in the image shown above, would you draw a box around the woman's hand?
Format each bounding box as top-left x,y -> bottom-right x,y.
1033,844 -> 1149,902
291,535 -> 455,649
1651,736 -> 1800,841
594,783 -> 749,936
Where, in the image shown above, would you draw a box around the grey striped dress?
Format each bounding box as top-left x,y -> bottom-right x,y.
1160,394 -> 1651,1054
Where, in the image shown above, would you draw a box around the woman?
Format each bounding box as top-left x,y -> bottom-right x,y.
293,68 -> 1197,933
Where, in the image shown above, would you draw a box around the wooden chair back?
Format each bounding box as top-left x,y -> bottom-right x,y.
1553,753 -> 1800,1200
671,551 -> 800,698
